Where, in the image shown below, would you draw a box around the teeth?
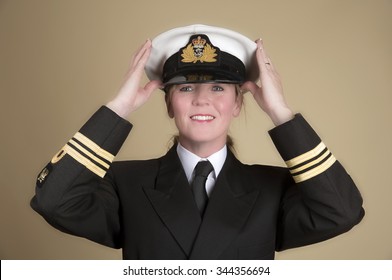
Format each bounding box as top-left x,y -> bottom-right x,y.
191,115 -> 214,121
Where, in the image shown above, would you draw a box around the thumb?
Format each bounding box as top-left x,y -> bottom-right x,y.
241,81 -> 259,95
144,80 -> 163,94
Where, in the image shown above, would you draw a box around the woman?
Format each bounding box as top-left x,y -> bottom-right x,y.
31,24 -> 364,259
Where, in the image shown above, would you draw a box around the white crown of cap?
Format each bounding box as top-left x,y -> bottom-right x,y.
145,24 -> 259,83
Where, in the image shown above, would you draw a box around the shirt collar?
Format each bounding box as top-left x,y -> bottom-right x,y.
176,143 -> 227,183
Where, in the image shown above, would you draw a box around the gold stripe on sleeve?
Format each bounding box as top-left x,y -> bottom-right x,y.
64,144 -> 106,178
68,139 -> 110,169
289,148 -> 330,175
73,132 -> 115,163
285,142 -> 326,169
292,155 -> 336,183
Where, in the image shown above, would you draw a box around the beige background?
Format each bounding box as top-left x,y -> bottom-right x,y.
1,0 -> 391,259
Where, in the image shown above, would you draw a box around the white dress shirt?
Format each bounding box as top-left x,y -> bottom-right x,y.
176,143 -> 227,197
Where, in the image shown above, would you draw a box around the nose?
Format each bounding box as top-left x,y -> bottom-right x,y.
192,85 -> 210,105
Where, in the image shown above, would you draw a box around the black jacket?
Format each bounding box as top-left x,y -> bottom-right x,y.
31,106 -> 364,259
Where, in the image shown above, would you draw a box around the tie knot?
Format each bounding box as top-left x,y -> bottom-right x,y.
194,160 -> 214,178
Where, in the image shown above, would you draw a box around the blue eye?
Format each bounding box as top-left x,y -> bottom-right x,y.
212,85 -> 224,92
179,85 -> 193,92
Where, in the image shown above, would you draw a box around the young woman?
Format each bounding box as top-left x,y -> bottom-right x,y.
31,24 -> 364,259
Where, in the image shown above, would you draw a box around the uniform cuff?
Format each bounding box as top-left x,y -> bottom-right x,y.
50,106 -> 132,178
269,114 -> 336,183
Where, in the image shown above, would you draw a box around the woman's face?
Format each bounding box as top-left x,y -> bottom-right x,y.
167,83 -> 242,152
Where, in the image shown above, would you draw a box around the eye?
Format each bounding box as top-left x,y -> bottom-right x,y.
211,85 -> 224,92
178,85 -> 193,92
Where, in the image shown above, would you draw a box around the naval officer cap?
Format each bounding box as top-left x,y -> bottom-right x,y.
145,24 -> 259,86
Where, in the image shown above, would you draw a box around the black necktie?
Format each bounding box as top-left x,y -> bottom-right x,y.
191,161 -> 213,216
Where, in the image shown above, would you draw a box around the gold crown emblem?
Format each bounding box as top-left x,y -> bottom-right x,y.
191,36 -> 207,48
181,35 -> 217,63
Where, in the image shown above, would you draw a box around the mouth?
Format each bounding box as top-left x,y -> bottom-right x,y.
190,114 -> 215,121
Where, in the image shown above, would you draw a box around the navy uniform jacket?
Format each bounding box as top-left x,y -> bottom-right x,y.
31,106 -> 364,259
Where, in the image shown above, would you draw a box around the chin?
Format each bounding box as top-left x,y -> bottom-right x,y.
182,133 -> 226,146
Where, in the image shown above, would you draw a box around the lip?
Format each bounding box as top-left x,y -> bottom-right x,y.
190,114 -> 215,122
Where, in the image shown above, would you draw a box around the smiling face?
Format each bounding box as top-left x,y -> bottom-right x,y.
166,83 -> 242,156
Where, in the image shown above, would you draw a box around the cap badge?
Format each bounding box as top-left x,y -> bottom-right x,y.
181,35 -> 217,63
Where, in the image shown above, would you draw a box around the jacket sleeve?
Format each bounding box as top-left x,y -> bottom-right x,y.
31,106 -> 132,248
268,114 -> 365,251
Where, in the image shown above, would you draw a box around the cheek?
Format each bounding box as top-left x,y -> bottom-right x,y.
218,98 -> 241,119
170,96 -> 188,119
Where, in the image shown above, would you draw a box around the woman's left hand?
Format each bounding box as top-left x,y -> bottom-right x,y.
241,39 -> 294,126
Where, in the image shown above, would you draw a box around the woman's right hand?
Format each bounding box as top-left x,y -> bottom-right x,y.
106,39 -> 162,119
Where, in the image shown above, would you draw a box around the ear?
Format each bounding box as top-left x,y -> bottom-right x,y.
168,106 -> 174,118
232,102 -> 241,117
164,91 -> 175,118
232,91 -> 243,118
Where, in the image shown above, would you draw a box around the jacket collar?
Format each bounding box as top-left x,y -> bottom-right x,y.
143,146 -> 260,259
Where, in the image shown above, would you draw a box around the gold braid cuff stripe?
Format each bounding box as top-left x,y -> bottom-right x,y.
286,142 -> 337,183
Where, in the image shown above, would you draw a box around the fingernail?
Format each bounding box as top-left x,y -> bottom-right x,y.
257,38 -> 263,50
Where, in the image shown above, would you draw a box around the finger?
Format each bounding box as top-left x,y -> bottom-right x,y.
265,57 -> 276,71
256,39 -> 269,72
256,39 -> 276,71
130,39 -> 152,69
126,40 -> 153,83
129,41 -> 147,68
135,40 -> 152,70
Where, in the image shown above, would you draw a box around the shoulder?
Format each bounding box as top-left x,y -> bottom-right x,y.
108,147 -> 176,180
244,162 -> 291,185
112,157 -> 159,170
110,157 -> 160,180
227,152 -> 292,186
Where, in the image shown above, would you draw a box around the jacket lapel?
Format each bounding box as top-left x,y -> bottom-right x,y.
142,146 -> 201,257
189,151 -> 260,259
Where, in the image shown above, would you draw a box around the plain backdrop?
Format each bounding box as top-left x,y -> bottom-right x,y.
1,0 -> 391,259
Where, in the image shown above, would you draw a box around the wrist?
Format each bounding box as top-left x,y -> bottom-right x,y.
268,106 -> 294,126
106,99 -> 132,119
